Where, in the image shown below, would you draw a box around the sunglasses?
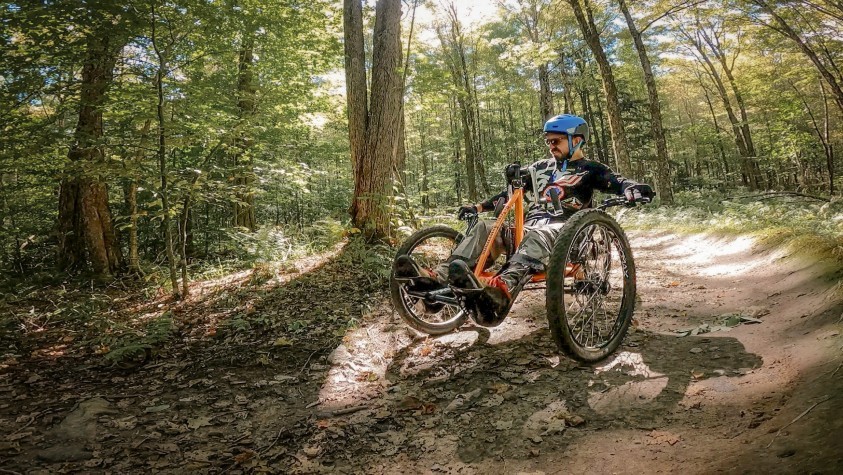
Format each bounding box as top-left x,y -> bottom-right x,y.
545,137 -> 566,146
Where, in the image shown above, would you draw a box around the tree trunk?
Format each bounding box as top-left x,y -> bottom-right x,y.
151,6 -> 179,297
697,24 -> 763,188
593,87 -> 610,166
458,102 -> 478,201
352,0 -> 401,241
538,63 -> 554,121
795,77 -> 836,194
449,96 -> 463,203
419,110 -> 430,212
395,0 -> 417,193
436,20 -> 478,201
821,79 -> 834,194
618,0 -> 673,203
344,0 -> 369,212
57,31 -> 123,276
569,0 -> 634,177
579,89 -> 594,160
125,119 -> 151,275
559,53 -> 576,115
686,30 -> 756,189
233,33 -> 257,231
472,75 -> 491,196
700,82 -> 730,180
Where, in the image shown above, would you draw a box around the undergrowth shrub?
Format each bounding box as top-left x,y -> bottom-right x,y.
103,313 -> 176,368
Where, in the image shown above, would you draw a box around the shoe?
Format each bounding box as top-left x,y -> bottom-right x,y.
448,260 -> 512,327
394,255 -> 445,313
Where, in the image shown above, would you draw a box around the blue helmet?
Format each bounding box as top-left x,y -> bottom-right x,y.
543,114 -> 590,142
543,114 -> 589,160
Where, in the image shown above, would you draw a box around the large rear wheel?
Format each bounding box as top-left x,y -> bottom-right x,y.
546,210 -> 636,362
390,225 -> 466,335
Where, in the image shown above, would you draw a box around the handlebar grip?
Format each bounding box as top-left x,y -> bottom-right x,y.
548,188 -> 562,212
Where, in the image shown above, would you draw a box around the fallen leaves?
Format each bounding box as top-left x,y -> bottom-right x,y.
143,404 -> 171,414
273,337 -> 293,347
187,415 -> 214,430
676,313 -> 766,337
234,448 -> 257,464
106,416 -> 138,430
398,396 -> 436,415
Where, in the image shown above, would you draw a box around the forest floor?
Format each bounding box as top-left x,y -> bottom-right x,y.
1,229 -> 842,474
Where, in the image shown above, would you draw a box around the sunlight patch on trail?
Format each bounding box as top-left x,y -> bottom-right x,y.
630,233 -> 782,277
317,323 -> 410,410
588,351 -> 669,415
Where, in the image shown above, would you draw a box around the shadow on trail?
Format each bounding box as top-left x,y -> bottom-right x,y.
0,239 -> 395,473
370,324 -> 762,467
0,233 -> 770,473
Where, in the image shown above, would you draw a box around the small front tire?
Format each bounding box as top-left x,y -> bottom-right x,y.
390,225 -> 466,335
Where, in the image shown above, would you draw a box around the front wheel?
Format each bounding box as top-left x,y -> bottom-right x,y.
390,225 -> 467,335
546,210 -> 636,363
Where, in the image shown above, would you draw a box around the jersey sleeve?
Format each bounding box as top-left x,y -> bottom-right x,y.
589,161 -> 639,195
478,189 -> 508,212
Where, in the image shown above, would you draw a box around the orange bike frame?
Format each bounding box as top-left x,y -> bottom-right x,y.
471,187 -> 578,284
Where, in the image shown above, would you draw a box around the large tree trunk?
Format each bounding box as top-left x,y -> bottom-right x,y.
233,33 -> 257,231
618,0 -> 673,204
344,0 -> 369,211
352,0 -> 402,241
569,0 -> 634,178
57,31 -> 124,276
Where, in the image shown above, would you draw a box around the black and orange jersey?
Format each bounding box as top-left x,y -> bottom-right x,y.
479,158 -> 639,225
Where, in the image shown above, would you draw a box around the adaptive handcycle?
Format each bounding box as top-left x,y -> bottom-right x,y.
389,163 -> 651,363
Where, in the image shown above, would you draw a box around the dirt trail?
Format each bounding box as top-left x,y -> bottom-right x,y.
1,231 -> 841,474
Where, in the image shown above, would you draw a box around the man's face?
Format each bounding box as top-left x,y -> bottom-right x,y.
545,133 -> 582,160
545,133 -> 569,159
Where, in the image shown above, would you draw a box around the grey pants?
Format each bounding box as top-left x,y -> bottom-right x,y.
436,220 -> 565,290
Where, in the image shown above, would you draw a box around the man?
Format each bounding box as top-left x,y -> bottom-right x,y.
394,114 -> 653,327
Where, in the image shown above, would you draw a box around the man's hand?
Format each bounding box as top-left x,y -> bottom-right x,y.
458,205 -> 478,220
624,184 -> 654,202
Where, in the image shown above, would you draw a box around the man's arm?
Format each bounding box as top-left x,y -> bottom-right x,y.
591,162 -> 654,199
477,189 -> 508,212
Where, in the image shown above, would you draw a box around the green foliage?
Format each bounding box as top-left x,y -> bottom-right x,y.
103,313 -> 176,367
227,218 -> 346,265
339,236 -> 394,286
1,0 -> 842,282
0,0 -> 343,276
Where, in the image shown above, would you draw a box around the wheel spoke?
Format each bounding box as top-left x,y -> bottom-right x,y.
563,221 -> 630,350
391,228 -> 466,333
